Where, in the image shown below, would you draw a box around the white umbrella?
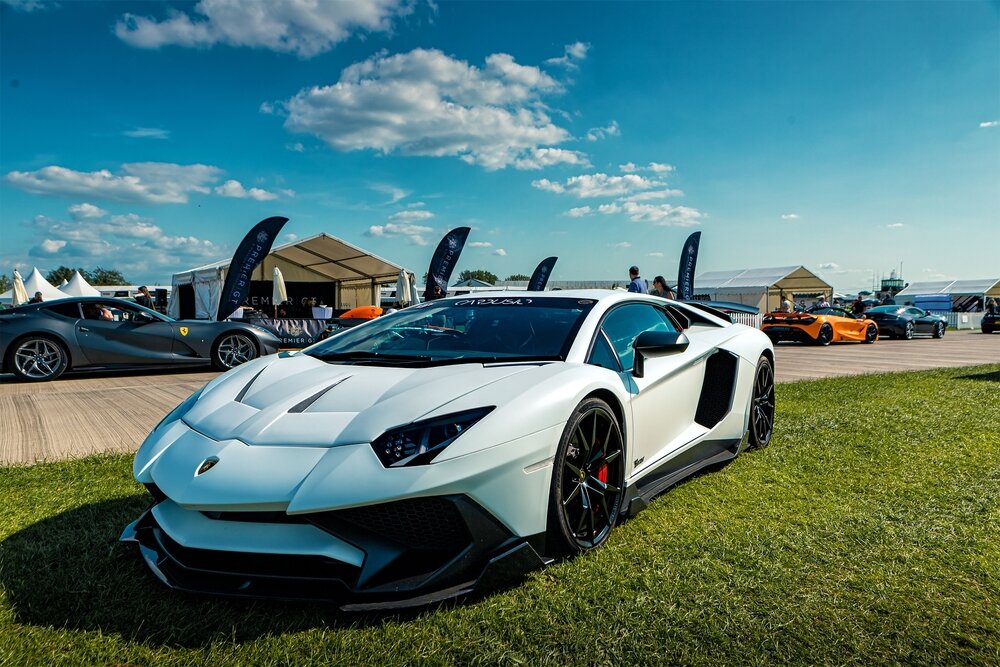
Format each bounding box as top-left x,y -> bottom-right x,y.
272,266 -> 288,308
396,269 -> 411,306
12,269 -> 29,306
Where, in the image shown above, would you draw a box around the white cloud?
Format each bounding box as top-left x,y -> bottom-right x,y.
531,172 -> 662,198
285,142 -> 305,152
115,0 -> 413,58
648,162 -> 673,173
281,48 -> 578,170
370,183 -> 410,204
0,0 -> 51,12
123,127 -> 170,139
586,120 -> 620,142
887,223 -> 904,228
468,241 -> 493,248
611,241 -> 632,249
619,162 -> 637,173
68,203 -> 107,220
214,179 -> 279,201
388,209 -> 433,222
283,233 -> 298,242
620,161 -> 672,173
545,41 -> 590,68
781,213 -> 800,220
980,120 -> 998,128
38,239 -> 67,253
565,206 -> 592,218
513,147 -> 590,170
647,251 -> 664,257
25,209 -> 221,274
623,189 -> 683,202
817,262 -> 840,270
493,248 -> 507,256
613,202 -> 704,226
5,162 -> 222,204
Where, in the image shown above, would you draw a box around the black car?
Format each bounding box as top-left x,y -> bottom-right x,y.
865,305 -> 947,340
0,296 -> 281,381
983,311 -> 999,334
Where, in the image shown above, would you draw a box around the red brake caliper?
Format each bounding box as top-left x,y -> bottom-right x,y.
597,463 -> 608,484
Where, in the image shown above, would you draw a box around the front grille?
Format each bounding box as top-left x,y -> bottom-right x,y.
330,497 -> 470,551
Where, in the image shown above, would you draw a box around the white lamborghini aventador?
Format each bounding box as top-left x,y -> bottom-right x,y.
122,291 -> 775,608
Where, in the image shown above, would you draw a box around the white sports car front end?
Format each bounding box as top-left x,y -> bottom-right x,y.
122,291 -> 774,608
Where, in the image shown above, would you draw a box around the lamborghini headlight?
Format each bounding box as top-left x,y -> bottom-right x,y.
371,407 -> 495,468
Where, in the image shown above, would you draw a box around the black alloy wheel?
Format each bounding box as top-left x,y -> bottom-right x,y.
748,355 -> 775,449
933,322 -> 945,339
815,323 -> 833,346
865,324 -> 878,344
548,398 -> 625,555
903,321 -> 914,340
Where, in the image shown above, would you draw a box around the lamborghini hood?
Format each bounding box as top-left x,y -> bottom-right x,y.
180,353 -> 538,448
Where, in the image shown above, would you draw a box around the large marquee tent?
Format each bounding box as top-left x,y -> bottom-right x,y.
694,265 -> 833,312
168,233 -> 405,319
894,278 -> 1000,311
60,270 -> 101,297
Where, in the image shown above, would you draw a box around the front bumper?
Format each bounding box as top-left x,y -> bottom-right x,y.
121,493 -> 549,610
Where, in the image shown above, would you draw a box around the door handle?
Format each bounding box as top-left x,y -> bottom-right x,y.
79,327 -> 90,332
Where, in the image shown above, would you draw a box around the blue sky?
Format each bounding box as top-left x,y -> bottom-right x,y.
1,0 -> 997,292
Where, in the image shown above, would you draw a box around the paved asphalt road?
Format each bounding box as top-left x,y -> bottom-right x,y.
1,330 -> 996,465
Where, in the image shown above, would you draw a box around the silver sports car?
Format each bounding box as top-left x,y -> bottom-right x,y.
0,296 -> 280,381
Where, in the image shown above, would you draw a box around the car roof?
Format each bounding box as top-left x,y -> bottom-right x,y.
440,289 -> 642,303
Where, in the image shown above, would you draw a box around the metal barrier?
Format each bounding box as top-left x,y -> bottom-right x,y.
945,312 -> 984,330
729,313 -> 763,328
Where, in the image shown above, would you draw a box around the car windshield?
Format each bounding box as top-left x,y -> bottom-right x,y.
305,296 -> 595,366
867,306 -> 904,314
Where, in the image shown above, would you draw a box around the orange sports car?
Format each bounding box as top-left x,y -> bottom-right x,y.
761,306 -> 878,345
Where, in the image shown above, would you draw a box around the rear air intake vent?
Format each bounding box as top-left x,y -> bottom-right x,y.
287,376 -> 352,413
235,367 -> 266,403
695,350 -> 739,428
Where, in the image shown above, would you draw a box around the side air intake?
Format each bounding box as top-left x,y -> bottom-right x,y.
694,350 -> 739,428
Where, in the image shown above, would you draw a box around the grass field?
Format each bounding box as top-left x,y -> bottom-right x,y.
1,365 -> 998,666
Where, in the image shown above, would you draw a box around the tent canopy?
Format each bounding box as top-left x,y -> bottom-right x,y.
695,265 -> 832,312
169,233 -> 406,319
62,270 -> 101,297
895,278 -> 1000,298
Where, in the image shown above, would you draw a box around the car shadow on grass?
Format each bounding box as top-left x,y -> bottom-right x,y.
0,496 -> 438,649
955,370 -> 1000,383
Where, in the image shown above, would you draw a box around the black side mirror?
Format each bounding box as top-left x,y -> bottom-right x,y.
633,330 -> 689,378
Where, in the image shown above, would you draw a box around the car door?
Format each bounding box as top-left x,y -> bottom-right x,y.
907,307 -> 933,333
75,301 -> 176,365
594,302 -> 706,473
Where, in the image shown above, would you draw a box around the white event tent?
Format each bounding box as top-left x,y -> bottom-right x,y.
61,270 -> 101,297
694,266 -> 833,312
0,267 -> 70,303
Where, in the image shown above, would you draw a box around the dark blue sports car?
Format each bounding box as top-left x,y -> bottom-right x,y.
865,305 -> 947,340
1,296 -> 280,381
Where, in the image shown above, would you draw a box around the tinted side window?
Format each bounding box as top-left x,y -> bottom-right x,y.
600,304 -> 676,371
45,303 -> 82,319
587,332 -> 621,371
906,308 -> 923,316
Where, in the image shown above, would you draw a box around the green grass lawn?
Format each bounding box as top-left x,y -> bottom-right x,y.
1,365 -> 998,666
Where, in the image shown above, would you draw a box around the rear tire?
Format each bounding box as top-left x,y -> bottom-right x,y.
933,322 -> 945,339
747,356 -> 775,450
865,324 -> 878,344
8,335 -> 68,382
546,398 -> 625,557
815,323 -> 833,346
212,332 -> 258,371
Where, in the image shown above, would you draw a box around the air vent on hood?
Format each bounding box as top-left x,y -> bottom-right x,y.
288,376 -> 352,413
235,367 -> 267,403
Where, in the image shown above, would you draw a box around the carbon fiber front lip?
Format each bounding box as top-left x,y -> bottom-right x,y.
120,496 -> 549,610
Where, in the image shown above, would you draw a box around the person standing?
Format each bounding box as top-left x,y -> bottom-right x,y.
627,266 -> 648,294
852,295 -> 866,316
135,285 -> 153,309
649,276 -> 674,299
817,295 -> 831,308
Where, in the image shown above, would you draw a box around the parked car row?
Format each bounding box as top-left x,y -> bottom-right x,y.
761,305 -> 948,345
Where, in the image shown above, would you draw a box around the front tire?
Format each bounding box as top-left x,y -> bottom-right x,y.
747,356 -> 775,449
212,332 -> 258,371
8,336 -> 68,382
903,321 -> 914,340
547,398 -> 625,556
